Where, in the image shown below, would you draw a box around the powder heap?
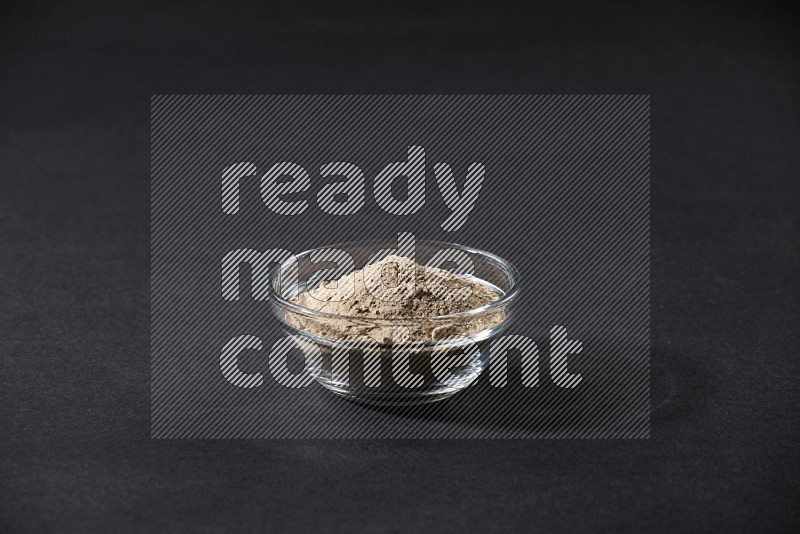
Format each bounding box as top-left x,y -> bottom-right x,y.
287,255 -> 504,343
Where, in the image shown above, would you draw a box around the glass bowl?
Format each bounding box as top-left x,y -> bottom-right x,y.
269,239 -> 520,406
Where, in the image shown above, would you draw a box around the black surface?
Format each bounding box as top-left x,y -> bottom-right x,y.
1,1 -> 798,532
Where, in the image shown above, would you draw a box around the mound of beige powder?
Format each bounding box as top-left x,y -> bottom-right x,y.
287,255 -> 504,343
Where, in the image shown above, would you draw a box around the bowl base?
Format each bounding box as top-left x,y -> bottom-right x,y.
317,380 -> 464,407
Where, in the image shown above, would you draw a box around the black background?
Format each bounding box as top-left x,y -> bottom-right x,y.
1,0 -> 798,532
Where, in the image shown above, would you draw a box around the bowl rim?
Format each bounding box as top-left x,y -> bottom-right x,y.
269,239 -> 520,322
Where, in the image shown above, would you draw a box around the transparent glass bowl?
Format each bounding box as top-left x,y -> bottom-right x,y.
269,240 -> 520,406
